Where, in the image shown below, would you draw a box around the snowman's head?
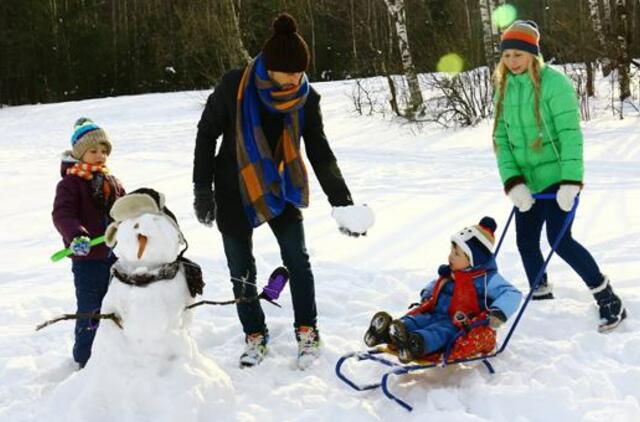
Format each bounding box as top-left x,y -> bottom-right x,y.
105,188 -> 185,267
113,213 -> 182,266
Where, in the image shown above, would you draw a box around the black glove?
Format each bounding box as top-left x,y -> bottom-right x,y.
488,309 -> 507,329
193,186 -> 216,227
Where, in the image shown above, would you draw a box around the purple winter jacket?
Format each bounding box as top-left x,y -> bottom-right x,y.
52,155 -> 125,261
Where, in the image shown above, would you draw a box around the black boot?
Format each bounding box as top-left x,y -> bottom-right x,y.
592,276 -> 627,333
389,320 -> 425,363
363,311 -> 392,347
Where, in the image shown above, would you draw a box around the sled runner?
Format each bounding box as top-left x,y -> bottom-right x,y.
335,194 -> 578,411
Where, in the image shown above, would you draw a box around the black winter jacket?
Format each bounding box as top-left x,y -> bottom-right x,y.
193,69 -> 353,236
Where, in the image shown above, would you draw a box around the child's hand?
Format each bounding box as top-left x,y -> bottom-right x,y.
70,236 -> 91,256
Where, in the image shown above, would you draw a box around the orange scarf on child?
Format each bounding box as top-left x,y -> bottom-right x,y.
66,163 -> 113,205
66,162 -> 109,180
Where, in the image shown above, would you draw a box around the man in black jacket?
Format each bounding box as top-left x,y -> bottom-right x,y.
192,13 -> 373,369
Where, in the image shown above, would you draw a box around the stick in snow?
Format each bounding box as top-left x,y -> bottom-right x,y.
36,312 -> 123,331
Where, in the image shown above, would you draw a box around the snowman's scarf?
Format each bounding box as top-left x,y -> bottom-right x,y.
111,257 -> 204,298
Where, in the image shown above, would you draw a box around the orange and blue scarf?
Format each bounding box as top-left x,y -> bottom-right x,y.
235,54 -> 310,227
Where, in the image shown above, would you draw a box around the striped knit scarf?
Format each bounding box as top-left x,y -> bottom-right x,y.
66,162 -> 114,211
235,54 -> 310,227
66,162 -> 108,180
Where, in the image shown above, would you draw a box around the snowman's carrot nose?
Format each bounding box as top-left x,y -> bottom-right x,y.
137,234 -> 148,259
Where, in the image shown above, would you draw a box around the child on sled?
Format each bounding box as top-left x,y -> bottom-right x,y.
364,217 -> 522,363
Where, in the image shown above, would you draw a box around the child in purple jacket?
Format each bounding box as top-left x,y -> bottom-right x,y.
52,118 -> 125,368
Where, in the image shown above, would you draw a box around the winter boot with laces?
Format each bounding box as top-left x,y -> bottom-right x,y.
532,274 -> 554,300
239,332 -> 269,368
389,320 -> 425,363
363,311 -> 393,347
295,326 -> 320,370
592,275 -> 627,333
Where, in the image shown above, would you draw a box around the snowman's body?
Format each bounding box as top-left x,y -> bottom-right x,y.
47,210 -> 234,422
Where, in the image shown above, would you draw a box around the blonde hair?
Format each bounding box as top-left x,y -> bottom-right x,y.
492,53 -> 545,151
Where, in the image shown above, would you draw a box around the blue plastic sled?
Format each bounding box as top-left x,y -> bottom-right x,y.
335,194 -> 579,411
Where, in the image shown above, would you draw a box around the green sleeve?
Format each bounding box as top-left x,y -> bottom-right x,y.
493,92 -> 522,187
547,73 -> 583,182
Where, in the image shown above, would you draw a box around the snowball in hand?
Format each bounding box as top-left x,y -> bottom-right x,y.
331,204 -> 375,235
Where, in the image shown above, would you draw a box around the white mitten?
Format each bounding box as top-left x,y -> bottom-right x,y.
331,204 -> 375,237
507,183 -> 535,212
556,184 -> 580,212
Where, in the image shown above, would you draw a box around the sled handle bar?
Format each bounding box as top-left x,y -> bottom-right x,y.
495,193 -> 579,354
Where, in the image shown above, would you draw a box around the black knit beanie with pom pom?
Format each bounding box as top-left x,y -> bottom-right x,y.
262,13 -> 310,72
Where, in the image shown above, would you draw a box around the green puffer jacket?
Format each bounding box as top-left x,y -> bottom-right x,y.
493,65 -> 583,193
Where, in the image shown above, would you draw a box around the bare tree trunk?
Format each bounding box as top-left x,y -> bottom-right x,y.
383,0 -> 423,117
616,0 -> 631,102
306,0 -> 316,75
350,0 -> 358,67
588,0 -> 608,49
464,0 -> 473,44
226,0 -> 251,65
479,0 -> 496,73
586,62 -> 595,97
603,0 -> 613,30
489,0 -> 503,65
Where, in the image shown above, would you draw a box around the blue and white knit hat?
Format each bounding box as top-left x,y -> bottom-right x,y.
451,216 -> 497,267
70,117 -> 112,160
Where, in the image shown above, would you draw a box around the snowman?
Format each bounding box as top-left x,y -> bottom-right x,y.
44,188 -> 234,422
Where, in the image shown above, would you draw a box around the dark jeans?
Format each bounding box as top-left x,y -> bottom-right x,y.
71,259 -> 112,365
515,185 -> 602,290
222,219 -> 317,335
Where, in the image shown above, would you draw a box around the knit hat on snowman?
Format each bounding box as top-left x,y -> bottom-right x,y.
105,188 -> 184,247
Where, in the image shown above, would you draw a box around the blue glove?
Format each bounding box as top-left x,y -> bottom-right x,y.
70,236 -> 91,256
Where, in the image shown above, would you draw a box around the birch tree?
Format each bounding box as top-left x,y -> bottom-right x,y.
489,0 -> 504,66
479,0 -> 497,74
226,0 -> 251,65
383,0 -> 423,117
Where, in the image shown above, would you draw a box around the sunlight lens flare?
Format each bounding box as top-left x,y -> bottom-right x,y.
492,4 -> 517,29
437,53 -> 464,74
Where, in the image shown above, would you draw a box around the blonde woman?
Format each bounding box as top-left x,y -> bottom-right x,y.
492,20 -> 625,332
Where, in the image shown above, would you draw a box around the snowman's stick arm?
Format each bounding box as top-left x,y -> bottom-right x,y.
185,299 -> 238,309
35,312 -> 123,331
185,295 -> 282,310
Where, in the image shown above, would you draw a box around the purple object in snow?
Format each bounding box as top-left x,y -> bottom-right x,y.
261,267 -> 289,301
87,307 -> 101,330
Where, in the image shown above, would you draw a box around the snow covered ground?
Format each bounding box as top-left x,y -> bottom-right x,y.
0,72 -> 639,421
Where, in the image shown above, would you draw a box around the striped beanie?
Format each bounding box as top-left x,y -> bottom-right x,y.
70,117 -> 112,160
451,216 -> 497,267
500,20 -> 540,56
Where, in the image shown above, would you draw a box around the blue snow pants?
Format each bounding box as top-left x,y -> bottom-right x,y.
515,185 -> 603,290
401,312 -> 458,355
71,258 -> 112,366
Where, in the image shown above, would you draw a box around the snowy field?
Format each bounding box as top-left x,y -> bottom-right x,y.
0,73 -> 639,421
